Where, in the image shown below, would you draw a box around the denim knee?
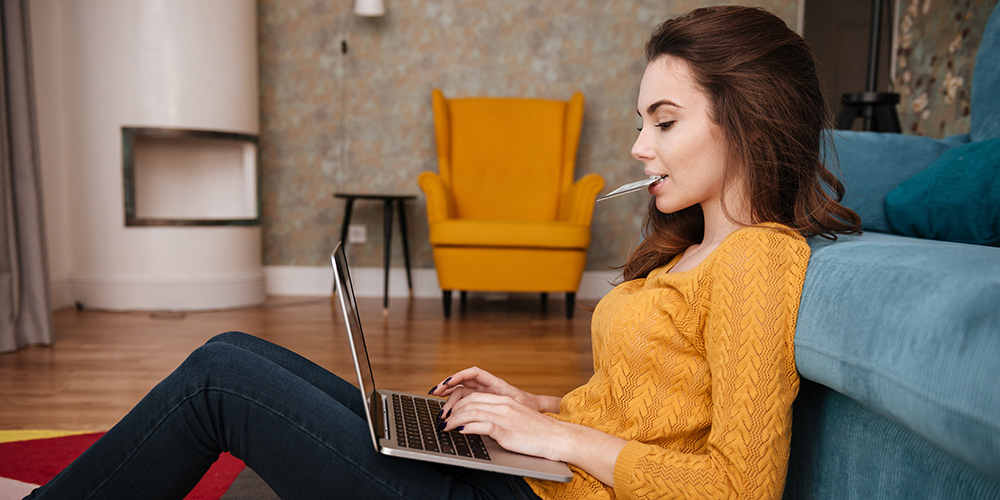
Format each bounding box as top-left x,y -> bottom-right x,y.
206,330 -> 252,346
193,332 -> 294,389
178,338 -> 260,387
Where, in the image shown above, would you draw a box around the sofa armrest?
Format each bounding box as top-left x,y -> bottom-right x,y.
417,171 -> 454,223
795,232 -> 1000,477
558,174 -> 604,224
826,130 -> 969,233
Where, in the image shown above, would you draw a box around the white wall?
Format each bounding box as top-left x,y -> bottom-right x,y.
29,1 -> 626,310
31,0 -> 265,311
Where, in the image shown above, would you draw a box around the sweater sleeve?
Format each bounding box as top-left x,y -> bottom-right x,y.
612,228 -> 810,500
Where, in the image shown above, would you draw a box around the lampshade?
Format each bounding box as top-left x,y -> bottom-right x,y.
354,0 -> 385,17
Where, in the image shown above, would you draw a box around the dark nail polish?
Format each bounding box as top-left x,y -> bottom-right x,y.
435,421 -> 446,432
428,385 -> 437,395
455,425 -> 465,432
444,376 -> 452,384
446,409 -> 452,418
437,409 -> 444,419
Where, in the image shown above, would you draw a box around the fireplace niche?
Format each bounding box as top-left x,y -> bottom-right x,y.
122,127 -> 259,227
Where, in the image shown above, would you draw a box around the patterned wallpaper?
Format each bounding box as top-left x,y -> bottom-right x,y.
894,0 -> 998,137
257,0 -> 809,270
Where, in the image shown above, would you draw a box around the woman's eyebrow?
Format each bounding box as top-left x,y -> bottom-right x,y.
639,99 -> 683,116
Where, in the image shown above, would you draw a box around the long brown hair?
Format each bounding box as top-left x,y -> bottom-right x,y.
622,6 -> 861,281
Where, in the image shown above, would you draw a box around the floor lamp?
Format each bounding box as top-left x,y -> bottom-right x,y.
337,0 -> 385,187
836,0 -> 902,132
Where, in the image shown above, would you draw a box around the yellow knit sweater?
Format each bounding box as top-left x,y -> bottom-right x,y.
527,224 -> 810,500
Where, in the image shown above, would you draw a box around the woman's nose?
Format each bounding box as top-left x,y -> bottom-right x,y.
631,131 -> 653,162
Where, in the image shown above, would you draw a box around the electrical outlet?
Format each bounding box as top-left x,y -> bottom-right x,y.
347,224 -> 367,244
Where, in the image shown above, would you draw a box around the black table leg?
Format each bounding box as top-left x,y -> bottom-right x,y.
396,199 -> 413,292
382,199 -> 393,317
338,198 -> 355,246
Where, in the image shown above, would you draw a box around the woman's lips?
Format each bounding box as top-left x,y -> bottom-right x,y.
647,174 -> 667,193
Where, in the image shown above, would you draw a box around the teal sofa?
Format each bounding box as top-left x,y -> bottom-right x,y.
784,4 -> 1000,499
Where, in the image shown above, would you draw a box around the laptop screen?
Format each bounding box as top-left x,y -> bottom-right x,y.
331,243 -> 381,447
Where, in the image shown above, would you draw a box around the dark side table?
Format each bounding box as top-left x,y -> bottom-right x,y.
334,193 -> 416,317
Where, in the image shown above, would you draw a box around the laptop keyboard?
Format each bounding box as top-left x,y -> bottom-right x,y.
392,394 -> 492,461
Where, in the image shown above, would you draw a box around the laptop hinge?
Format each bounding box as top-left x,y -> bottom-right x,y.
376,393 -> 390,440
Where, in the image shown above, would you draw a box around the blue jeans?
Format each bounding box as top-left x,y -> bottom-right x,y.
26,332 -> 544,500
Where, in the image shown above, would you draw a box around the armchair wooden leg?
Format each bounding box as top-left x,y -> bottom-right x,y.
443,290 -> 452,318
565,292 -> 576,319
460,291 -> 468,313
540,293 -> 548,314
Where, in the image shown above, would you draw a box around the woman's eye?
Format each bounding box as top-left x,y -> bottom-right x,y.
637,121 -> 674,133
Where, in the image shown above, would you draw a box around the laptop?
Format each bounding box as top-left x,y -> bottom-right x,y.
330,242 -> 573,482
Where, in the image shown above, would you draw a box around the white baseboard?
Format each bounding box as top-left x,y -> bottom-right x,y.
264,266 -> 618,301
47,268 -> 618,312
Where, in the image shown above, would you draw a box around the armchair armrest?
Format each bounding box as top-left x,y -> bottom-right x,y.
558,174 -> 605,224
418,171 -> 454,223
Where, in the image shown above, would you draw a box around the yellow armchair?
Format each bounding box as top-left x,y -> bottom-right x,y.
418,89 -> 604,317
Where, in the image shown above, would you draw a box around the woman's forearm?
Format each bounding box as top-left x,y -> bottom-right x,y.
528,394 -> 631,485
551,420 -> 628,487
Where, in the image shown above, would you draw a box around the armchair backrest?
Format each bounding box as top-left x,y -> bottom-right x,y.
432,89 -> 584,221
971,2 -> 1000,141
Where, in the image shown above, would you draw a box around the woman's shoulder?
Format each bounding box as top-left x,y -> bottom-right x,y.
713,223 -> 811,266
724,222 -> 807,246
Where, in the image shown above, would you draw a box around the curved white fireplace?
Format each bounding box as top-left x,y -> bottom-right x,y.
49,0 -> 264,311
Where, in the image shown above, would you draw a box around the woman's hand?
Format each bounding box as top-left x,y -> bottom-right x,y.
428,367 -> 561,415
428,367 -> 627,486
436,391 -> 571,461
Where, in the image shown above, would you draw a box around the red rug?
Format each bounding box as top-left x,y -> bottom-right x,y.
0,432 -> 245,499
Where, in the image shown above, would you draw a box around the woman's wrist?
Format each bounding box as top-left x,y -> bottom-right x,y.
528,394 -> 563,414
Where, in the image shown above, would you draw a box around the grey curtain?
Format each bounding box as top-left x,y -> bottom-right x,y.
0,0 -> 53,353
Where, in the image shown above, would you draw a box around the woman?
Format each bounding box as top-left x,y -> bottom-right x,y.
28,6 -> 859,500
433,6 -> 858,498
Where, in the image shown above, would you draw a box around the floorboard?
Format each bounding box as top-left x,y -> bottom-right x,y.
0,296 -> 596,431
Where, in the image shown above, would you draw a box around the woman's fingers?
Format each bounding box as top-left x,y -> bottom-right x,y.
437,386 -> 477,417
429,367 -> 544,419
440,393 -> 512,429
428,366 -> 495,396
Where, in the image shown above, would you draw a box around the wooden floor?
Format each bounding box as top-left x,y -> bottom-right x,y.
0,296 -> 595,431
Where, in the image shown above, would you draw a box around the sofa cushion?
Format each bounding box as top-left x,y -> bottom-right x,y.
885,137 -> 1000,246
428,219 -> 591,249
826,130 -> 969,233
795,232 -> 1000,477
